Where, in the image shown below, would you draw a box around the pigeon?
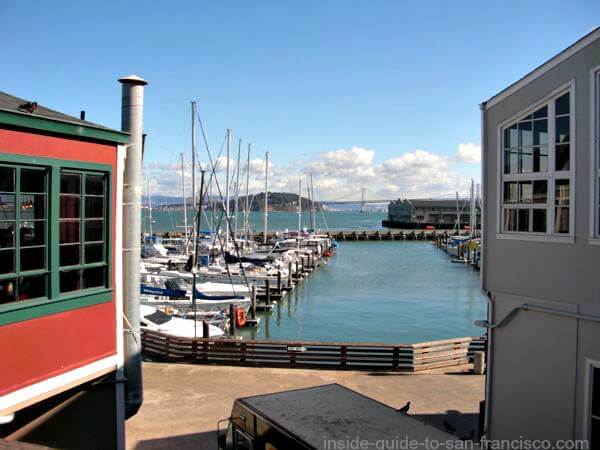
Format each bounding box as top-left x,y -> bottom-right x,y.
443,420 -> 456,433
18,102 -> 38,114
460,429 -> 475,441
397,401 -> 410,413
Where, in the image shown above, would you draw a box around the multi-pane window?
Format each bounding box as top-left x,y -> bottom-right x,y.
0,166 -> 48,304
59,172 -> 108,294
501,89 -> 572,236
0,164 -> 109,306
589,367 -> 600,445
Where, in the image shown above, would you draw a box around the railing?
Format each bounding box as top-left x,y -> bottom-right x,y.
142,330 -> 486,372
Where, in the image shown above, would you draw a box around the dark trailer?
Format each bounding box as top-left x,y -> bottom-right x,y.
220,384 -> 458,450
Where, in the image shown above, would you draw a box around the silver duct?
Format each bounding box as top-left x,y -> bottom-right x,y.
118,74 -> 147,419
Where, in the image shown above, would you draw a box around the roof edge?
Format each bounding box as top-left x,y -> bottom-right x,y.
0,108 -> 129,144
484,27 -> 600,110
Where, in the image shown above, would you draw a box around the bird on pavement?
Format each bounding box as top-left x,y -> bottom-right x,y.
397,401 -> 410,413
443,420 -> 456,433
460,430 -> 475,441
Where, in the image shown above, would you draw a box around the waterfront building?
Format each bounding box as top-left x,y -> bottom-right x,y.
0,89 -> 131,447
384,198 -> 481,229
480,27 -> 600,444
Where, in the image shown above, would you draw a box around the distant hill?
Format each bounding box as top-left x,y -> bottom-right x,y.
148,192 -> 322,212
237,192 -> 322,212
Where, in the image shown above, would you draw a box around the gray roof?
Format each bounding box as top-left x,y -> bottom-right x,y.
410,199 -> 472,208
0,90 -> 118,132
239,384 -> 457,447
391,199 -> 474,208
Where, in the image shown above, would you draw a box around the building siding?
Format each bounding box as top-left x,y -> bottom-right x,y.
0,127 -> 118,402
482,36 -> 600,441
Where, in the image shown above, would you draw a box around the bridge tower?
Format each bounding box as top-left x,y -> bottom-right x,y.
360,187 -> 366,213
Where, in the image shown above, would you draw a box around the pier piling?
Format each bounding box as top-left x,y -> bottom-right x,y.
251,284 -> 257,320
229,304 -> 236,336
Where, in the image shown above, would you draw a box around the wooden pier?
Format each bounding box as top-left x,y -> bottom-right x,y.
255,229 -> 464,242
142,330 -> 486,373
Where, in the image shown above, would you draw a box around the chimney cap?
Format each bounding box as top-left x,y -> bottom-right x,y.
118,74 -> 148,86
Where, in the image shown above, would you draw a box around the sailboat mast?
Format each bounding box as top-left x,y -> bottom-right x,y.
455,191 -> 460,234
225,128 -> 231,248
234,139 -> 241,242
263,151 -> 269,244
245,143 -> 251,239
310,172 -> 316,231
298,177 -> 302,250
148,178 -> 153,236
209,173 -> 214,233
181,153 -> 188,253
191,101 -> 196,239
469,179 -> 473,237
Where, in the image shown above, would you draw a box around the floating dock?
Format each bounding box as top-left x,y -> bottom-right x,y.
254,229 -> 459,242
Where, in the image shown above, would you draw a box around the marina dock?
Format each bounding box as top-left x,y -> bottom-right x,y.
254,229 -> 458,241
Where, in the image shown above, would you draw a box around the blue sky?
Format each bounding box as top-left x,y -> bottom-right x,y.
1,1 -> 598,200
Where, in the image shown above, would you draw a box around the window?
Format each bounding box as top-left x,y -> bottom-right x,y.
234,428 -> 253,450
0,163 -> 110,307
500,88 -> 573,236
587,364 -> 600,446
0,166 -> 48,304
59,172 -> 108,294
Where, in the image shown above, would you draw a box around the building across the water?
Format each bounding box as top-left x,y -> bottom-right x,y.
383,198 -> 481,229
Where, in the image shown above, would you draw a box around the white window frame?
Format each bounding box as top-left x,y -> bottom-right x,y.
590,65 -> 600,244
583,358 -> 600,442
496,79 -> 576,243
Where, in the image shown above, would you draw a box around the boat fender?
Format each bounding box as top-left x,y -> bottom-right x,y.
235,306 -> 247,327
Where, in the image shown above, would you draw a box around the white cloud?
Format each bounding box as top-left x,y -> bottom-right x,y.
456,142 -> 481,164
144,144 -> 478,201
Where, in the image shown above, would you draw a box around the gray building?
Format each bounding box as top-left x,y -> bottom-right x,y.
385,198 -> 480,228
480,28 -> 600,444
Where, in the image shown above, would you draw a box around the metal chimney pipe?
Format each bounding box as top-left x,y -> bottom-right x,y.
118,74 -> 147,419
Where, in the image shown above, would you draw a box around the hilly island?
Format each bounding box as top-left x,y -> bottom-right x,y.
149,192 -> 323,212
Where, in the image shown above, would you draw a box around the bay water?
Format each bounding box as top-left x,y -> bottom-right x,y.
148,210 -> 485,344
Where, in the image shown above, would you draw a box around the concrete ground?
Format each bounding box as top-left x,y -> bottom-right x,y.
126,362 -> 484,450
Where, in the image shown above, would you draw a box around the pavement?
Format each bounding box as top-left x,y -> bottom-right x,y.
126,362 -> 485,450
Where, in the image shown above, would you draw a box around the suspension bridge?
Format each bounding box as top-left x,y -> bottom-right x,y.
320,188 -> 394,212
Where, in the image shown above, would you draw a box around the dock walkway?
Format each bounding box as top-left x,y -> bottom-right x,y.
126,362 -> 485,450
254,229 -> 459,241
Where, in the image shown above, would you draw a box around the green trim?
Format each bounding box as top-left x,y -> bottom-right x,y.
50,166 -> 60,299
0,289 -> 113,325
0,109 -> 129,144
0,153 -> 113,172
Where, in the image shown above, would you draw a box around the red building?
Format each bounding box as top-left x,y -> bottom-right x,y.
0,90 -> 130,448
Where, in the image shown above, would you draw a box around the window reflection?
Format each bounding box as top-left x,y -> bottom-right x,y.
501,91 -> 572,235
21,170 -> 46,193
0,279 -> 16,304
0,167 -> 15,193
518,209 -> 530,232
60,174 -> 81,194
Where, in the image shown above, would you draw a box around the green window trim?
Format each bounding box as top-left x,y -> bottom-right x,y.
0,289 -> 114,326
0,153 -> 113,325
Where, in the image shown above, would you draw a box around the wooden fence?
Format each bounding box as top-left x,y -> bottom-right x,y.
142,330 -> 486,372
